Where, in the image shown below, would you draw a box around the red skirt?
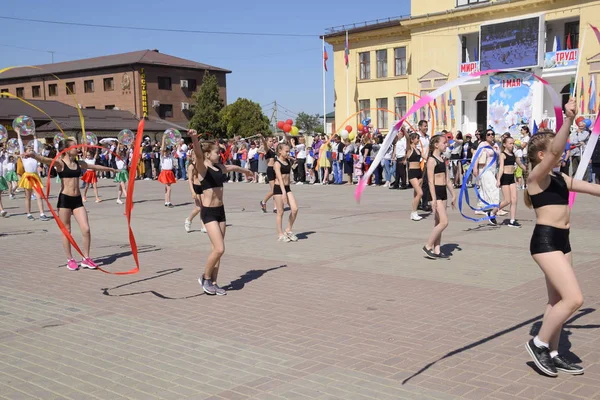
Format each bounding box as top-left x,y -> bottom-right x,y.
81,170 -> 98,184
158,170 -> 176,184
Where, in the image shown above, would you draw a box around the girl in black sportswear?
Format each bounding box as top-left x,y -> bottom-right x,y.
260,135 -> 278,213
422,135 -> 455,259
273,142 -> 299,242
496,136 -> 526,228
26,139 -> 115,271
524,98 -> 594,377
189,130 -> 252,296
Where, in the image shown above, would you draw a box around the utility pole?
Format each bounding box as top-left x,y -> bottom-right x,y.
49,51 -> 55,63
272,101 -> 278,135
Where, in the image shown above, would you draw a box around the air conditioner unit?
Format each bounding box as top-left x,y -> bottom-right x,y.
181,102 -> 190,111
152,100 -> 160,108
180,80 -> 188,88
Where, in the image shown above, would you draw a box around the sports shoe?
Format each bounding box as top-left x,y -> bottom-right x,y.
422,246 -> 437,260
80,258 -> 98,269
497,209 -> 508,216
0,210 -> 7,217
200,227 -> 207,233
167,203 -> 174,208
278,234 -> 291,243
552,355 -> 584,375
27,214 -> 34,220
411,212 -> 423,221
260,201 -> 267,213
200,277 -> 216,295
66,259 -> 79,271
285,231 -> 299,242
95,199 -> 102,203
273,208 -> 277,214
525,339 -> 558,377
39,214 -> 50,222
214,284 -> 227,296
9,194 -> 14,199
184,219 -> 192,233
474,210 -> 486,215
507,220 -> 522,228
116,199 -> 123,205
434,252 -> 450,259
487,211 -> 498,226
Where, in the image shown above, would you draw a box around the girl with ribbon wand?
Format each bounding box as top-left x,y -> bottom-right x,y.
114,142 -> 129,205
523,98 -> 594,377
406,133 -> 425,221
496,136 -> 526,228
422,135 -> 456,259
25,139 -> 116,271
189,130 -> 253,296
184,150 -> 207,234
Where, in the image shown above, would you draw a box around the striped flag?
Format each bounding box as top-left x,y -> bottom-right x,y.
580,77 -> 585,113
412,96 -> 418,124
589,75 -> 596,114
323,45 -> 329,72
441,93 -> 447,127
344,31 -> 349,68
449,90 -> 455,126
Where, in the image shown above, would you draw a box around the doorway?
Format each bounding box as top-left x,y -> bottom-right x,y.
475,91 -> 487,131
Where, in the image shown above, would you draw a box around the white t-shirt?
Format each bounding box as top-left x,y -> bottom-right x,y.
248,147 -> 258,160
520,135 -> 530,157
395,137 -> 407,158
161,155 -> 174,170
116,159 -> 126,170
295,144 -> 306,159
417,134 -> 430,158
85,158 -> 96,166
177,143 -> 188,158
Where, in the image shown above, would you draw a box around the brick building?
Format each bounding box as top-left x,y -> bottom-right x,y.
0,49 -> 230,126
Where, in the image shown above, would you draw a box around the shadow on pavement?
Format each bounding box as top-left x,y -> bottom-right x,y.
223,265 -> 288,291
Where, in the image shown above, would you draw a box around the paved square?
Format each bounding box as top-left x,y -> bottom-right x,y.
1,180 -> 600,399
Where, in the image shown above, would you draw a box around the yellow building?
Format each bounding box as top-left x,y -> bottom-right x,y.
324,0 -> 600,135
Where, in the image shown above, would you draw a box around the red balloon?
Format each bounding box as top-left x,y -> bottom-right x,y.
575,116 -> 584,126
283,124 -> 292,133
285,119 -> 293,126
345,125 -> 353,133
277,121 -> 285,129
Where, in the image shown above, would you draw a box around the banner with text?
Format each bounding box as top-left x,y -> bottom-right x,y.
487,72 -> 534,135
459,61 -> 479,77
544,49 -> 578,69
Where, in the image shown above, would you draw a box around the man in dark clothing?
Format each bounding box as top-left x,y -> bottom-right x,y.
142,137 -> 153,180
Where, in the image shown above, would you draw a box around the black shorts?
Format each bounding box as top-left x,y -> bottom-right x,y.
434,185 -> 447,201
500,174 -> 515,186
450,153 -> 461,160
193,184 -> 203,195
530,224 -> 571,255
273,185 -> 291,195
408,168 -> 422,180
57,193 -> 84,211
267,166 -> 276,181
250,159 -> 259,173
201,205 -> 226,224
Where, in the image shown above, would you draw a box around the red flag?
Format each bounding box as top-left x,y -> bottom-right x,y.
566,33 -> 572,50
323,47 -> 329,72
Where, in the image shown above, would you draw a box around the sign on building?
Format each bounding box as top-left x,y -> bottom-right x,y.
487,72 -> 534,135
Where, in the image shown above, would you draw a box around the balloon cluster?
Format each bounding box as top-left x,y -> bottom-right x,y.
164,128 -> 182,146
118,129 -> 135,146
12,115 -> 35,136
340,125 -> 356,141
575,116 -> 593,129
276,119 -> 300,136
0,125 -> 7,143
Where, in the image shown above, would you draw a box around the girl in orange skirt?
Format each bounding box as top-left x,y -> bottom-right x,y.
17,134 -> 49,221
157,134 -> 176,207
82,149 -> 101,203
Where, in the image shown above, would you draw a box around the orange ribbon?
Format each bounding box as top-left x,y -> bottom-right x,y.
29,120 -> 145,275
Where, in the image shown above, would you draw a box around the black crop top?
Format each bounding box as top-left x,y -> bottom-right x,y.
503,152 -> 516,167
265,149 -> 275,160
529,173 -> 569,209
276,159 -> 291,174
201,165 -> 227,190
408,149 -> 421,163
58,160 -> 82,179
432,156 -> 446,174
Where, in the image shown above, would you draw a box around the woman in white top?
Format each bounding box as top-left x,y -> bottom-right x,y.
294,137 -> 307,184
114,143 -> 129,205
450,132 -> 464,188
157,135 -> 176,207
82,149 -> 101,203
17,132 -> 49,221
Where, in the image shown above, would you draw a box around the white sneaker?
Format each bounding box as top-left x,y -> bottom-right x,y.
144,178 -> 150,181
0,210 -> 7,217
497,210 -> 508,216
383,182 -> 390,188
474,210 -> 486,215
296,182 -> 303,185
200,227 -> 207,233
278,234 -> 291,242
411,212 -> 423,221
184,219 -> 191,233
116,199 -> 123,205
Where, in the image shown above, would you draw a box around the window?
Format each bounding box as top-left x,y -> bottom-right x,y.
16,87 -> 24,98
66,81 -> 75,94
394,96 -> 407,118
359,52 -> 370,80
565,21 -> 580,49
376,50 -> 387,78
103,77 -> 114,91
187,78 -> 197,92
376,98 -> 388,129
0,89 -> 8,98
159,104 -> 173,118
359,99 -> 371,122
32,86 -> 41,98
85,106 -> 96,109
158,77 -> 172,90
105,105 -> 116,110
84,80 -> 94,93
394,47 -> 407,76
461,36 -> 468,63
48,84 -> 58,97
456,0 -> 488,6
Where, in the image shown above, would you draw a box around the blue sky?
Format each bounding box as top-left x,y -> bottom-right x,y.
0,0 -> 411,119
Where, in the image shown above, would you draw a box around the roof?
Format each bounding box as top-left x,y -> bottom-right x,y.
0,49 -> 231,80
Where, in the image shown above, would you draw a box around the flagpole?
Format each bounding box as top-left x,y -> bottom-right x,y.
322,37 -> 327,134
572,27 -> 588,97
345,30 -> 350,120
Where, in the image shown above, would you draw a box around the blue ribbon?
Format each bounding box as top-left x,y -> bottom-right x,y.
458,145 -> 500,222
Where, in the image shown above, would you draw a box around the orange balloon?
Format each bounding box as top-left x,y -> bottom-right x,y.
358,123 -> 364,131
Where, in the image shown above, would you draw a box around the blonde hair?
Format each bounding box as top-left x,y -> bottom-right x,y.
524,132 -> 555,208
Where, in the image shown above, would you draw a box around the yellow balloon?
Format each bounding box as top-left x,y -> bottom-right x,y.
291,126 -> 299,136
348,132 -> 356,141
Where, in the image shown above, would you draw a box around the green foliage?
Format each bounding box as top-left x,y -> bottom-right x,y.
220,98 -> 270,138
189,71 -> 224,135
295,112 -> 322,134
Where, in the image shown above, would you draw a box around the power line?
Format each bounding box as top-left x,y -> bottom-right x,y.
0,16 -> 318,38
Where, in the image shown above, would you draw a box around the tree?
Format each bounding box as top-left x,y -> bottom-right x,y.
220,98 -> 270,138
189,71 -> 224,135
295,112 -> 321,134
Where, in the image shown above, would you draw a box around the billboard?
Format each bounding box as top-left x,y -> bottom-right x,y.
487,72 -> 534,135
480,16 -> 542,70
544,49 -> 579,69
